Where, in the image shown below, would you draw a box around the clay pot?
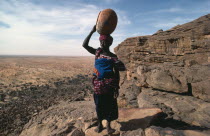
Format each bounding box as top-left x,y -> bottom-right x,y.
96,9 -> 118,35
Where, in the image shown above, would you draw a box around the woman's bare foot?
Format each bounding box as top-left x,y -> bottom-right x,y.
107,127 -> 115,134
94,122 -> 103,133
106,121 -> 115,134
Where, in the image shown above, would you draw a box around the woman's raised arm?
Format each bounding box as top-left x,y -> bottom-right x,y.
82,25 -> 97,55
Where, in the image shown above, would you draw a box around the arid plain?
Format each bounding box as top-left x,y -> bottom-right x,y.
0,56 -> 94,135
0,56 -> 94,92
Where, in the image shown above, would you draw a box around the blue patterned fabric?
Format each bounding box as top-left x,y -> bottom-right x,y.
94,58 -> 115,79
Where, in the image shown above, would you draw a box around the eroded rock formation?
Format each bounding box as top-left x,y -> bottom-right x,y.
115,14 -> 210,130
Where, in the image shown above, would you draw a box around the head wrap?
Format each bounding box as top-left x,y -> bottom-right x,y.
99,34 -> 113,42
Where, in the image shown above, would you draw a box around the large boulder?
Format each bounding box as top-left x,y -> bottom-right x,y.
145,126 -> 210,136
146,69 -> 186,93
119,79 -> 141,107
138,64 -> 210,98
138,88 -> 210,128
85,126 -> 120,136
118,108 -> 163,130
20,101 -> 96,136
192,79 -> 210,101
120,128 -> 144,136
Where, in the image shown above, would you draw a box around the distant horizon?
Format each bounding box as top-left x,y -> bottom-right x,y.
1,0 -> 210,56
0,54 -> 94,57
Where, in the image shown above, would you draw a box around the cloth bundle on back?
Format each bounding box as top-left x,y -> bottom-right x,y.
93,47 -> 123,94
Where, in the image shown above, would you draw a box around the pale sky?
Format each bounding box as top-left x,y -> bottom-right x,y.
0,0 -> 210,56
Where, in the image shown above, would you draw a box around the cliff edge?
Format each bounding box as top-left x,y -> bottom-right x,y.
115,14 -> 210,129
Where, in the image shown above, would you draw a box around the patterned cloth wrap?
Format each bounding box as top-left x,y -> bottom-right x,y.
99,34 -> 113,42
92,48 -> 126,94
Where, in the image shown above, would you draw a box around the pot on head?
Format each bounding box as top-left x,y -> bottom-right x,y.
96,9 -> 118,35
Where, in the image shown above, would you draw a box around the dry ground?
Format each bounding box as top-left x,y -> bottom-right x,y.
0,56 -> 94,136
0,56 -> 94,92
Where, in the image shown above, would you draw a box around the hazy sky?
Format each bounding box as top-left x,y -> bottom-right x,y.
0,0 -> 210,56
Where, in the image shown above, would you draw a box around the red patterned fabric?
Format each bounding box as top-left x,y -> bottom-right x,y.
99,34 -> 113,42
92,48 -> 123,94
92,76 -> 119,94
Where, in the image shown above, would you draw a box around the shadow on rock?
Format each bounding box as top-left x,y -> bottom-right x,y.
152,116 -> 210,131
119,115 -> 156,131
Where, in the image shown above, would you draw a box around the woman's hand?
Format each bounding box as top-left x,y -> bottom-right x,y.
82,25 -> 97,55
91,25 -> 96,33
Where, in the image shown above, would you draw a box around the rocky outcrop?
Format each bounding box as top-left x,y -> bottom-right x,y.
20,99 -> 210,136
85,107 -> 163,136
115,14 -> 210,129
20,101 -> 96,136
20,100 -> 164,136
138,88 -> 210,128
145,126 -> 210,136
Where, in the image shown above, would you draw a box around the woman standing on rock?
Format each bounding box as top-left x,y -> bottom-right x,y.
82,25 -> 125,134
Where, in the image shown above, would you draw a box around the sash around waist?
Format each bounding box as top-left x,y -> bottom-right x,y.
93,71 -> 115,79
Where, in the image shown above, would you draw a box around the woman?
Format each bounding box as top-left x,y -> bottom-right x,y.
82,25 -> 125,134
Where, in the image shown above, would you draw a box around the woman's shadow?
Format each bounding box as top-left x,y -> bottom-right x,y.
118,112 -> 209,131
118,115 -> 156,131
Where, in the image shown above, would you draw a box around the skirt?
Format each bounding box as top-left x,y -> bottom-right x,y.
93,92 -> 118,122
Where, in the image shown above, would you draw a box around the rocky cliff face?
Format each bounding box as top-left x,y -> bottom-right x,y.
115,14 -> 210,128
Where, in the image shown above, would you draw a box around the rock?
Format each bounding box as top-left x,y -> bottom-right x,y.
19,96 -> 162,136
85,108 -> 162,136
118,108 -> 163,131
119,79 -> 141,107
20,101 -> 96,136
192,80 -> 210,101
114,15 -> 210,135
85,126 -> 120,136
153,29 -> 164,35
138,88 -> 210,128
118,108 -> 162,120
137,65 -> 148,75
145,126 -> 210,136
146,69 -> 187,93
0,93 -> 5,101
120,128 -> 144,136
145,127 -> 160,136
185,60 -> 198,67
67,128 -> 85,136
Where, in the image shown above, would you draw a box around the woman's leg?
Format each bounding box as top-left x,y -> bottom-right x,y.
106,92 -> 118,134
95,119 -> 103,133
106,120 -> 115,134
94,93 -> 104,133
